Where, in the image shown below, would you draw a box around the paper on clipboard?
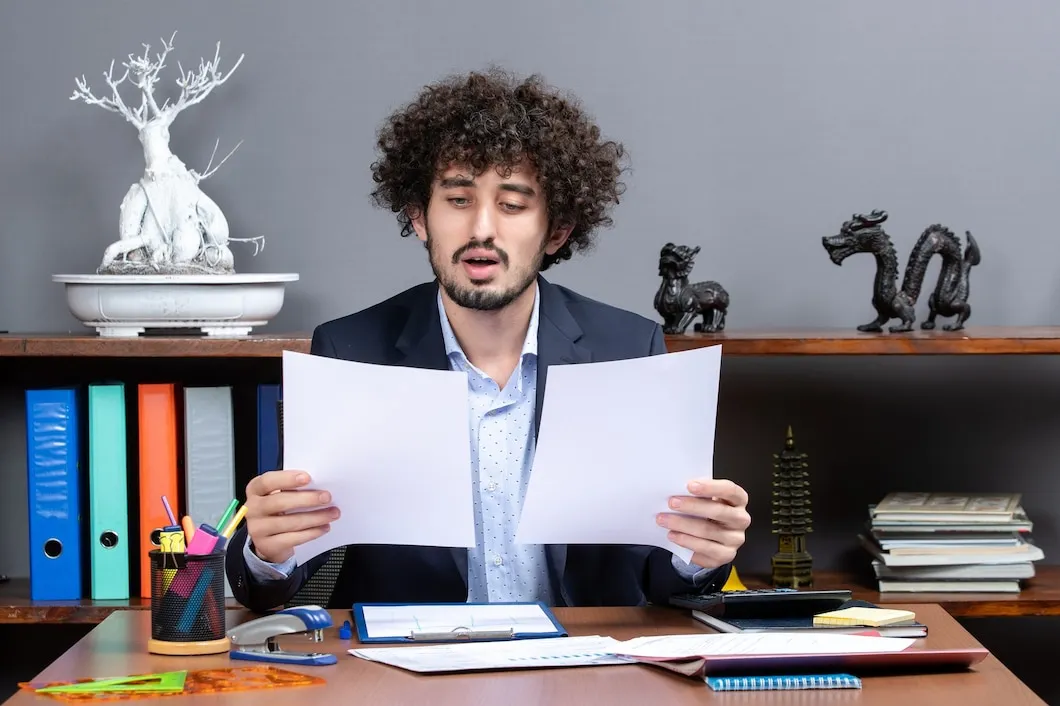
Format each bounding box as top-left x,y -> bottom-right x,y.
353,602 -> 567,642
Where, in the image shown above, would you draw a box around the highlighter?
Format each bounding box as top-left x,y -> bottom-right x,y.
186,523 -> 219,555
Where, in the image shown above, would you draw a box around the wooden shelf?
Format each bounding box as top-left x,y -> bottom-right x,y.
0,579 -> 243,624
665,326 -> 1060,355
1,567 -> 1057,623
741,566 -> 1060,618
3,327 -> 1060,357
0,333 -> 311,357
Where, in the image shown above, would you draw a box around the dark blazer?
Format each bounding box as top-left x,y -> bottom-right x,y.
226,276 -> 731,612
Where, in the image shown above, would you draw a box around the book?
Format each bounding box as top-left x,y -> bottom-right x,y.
705,673 -> 862,691
692,610 -> 928,638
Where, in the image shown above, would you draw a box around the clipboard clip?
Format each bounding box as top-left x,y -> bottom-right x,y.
408,626 -> 515,641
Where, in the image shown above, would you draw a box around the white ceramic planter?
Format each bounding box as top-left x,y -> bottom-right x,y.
52,273 -> 300,337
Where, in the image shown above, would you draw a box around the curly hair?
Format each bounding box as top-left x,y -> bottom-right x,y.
369,68 -> 628,269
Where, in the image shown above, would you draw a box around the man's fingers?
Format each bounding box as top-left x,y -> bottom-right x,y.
247,469 -> 311,498
667,531 -> 738,568
685,478 -> 748,508
666,496 -> 751,530
658,512 -> 744,547
251,507 -> 339,537
255,489 -> 333,517
253,526 -> 331,563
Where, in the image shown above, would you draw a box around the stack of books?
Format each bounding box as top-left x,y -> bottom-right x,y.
857,492 -> 1043,593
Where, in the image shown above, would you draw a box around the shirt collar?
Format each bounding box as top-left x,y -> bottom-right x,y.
437,284 -> 540,364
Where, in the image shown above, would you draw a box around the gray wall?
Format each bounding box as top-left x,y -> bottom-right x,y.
3,1 -> 1060,580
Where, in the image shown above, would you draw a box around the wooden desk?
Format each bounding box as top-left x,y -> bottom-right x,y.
4,604 -> 1044,705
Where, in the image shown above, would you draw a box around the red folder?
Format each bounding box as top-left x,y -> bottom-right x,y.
631,645 -> 989,678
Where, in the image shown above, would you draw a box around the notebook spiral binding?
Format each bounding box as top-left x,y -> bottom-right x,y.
705,673 -> 862,691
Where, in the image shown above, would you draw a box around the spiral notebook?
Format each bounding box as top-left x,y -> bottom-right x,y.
705,673 -> 862,691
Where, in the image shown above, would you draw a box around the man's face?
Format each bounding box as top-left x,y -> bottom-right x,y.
411,163 -> 571,311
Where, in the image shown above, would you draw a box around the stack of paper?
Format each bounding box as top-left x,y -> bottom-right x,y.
279,345 -> 724,564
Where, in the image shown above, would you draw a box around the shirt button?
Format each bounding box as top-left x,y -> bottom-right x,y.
494,555 -> 503,566
486,481 -> 497,492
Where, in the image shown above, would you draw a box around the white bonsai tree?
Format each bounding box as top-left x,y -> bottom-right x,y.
70,32 -> 263,275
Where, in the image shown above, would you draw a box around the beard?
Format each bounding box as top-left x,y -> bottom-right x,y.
427,229 -> 546,311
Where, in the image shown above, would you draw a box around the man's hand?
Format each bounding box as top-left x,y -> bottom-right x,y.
245,470 -> 339,564
657,478 -> 750,569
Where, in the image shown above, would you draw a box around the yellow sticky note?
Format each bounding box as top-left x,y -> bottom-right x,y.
813,607 -> 916,627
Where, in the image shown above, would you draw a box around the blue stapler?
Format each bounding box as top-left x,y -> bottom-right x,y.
227,605 -> 338,666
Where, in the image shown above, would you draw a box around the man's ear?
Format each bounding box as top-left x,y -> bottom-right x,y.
408,205 -> 428,242
544,223 -> 574,255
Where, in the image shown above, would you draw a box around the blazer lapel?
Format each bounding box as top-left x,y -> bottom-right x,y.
534,277 -> 592,605
392,283 -> 470,589
534,276 -> 592,437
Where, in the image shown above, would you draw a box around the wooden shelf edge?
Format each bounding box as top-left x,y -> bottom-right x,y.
666,326 -> 1060,355
0,579 -> 242,624
4,326 -> 1060,357
2,567 -> 1059,623
739,566 -> 1060,618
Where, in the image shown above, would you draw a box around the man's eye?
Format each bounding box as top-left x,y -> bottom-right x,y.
501,203 -> 525,212
449,198 -> 469,206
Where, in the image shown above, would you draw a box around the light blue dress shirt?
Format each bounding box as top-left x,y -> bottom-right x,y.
242,284 -> 713,597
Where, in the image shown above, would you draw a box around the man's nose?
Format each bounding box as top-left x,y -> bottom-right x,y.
471,202 -> 497,240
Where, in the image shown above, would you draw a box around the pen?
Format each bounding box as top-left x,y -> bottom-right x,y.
220,505 -> 247,538
161,495 -> 177,526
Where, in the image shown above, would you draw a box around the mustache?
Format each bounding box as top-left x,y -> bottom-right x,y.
451,241 -> 509,267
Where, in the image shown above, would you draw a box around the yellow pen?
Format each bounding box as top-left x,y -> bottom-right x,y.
220,505 -> 247,539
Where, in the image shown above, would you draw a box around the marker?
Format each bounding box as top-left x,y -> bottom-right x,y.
161,495 -> 177,526
186,524 -> 219,555
215,499 -> 239,535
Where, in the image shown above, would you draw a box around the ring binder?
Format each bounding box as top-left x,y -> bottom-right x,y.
409,627 -> 515,641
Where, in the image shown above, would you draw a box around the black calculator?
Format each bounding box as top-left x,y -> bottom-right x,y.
669,588 -> 853,619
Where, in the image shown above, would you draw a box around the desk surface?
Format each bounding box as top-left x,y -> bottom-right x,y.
5,604 -> 1045,706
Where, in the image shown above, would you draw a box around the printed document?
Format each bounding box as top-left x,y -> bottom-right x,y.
349,636 -> 629,673
612,632 -> 916,659
281,351 -> 476,565
515,345 -> 722,562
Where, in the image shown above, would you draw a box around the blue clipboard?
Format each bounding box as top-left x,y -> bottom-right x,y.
351,601 -> 568,643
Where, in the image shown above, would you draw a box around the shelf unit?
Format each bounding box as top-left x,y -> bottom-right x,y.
1,326 -> 1056,623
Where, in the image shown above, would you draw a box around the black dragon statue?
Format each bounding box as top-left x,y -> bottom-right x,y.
822,210 -> 980,333
653,242 -> 730,334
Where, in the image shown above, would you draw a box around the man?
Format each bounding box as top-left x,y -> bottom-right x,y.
226,68 -> 750,613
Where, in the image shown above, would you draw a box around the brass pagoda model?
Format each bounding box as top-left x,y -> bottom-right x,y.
771,426 -> 814,587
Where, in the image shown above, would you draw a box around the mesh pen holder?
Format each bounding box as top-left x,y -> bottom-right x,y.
148,550 -> 229,655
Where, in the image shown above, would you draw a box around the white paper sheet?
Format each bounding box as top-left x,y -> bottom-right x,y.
358,603 -> 561,639
349,636 -> 629,673
612,632 -> 916,659
281,351 -> 476,565
515,345 -> 723,562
